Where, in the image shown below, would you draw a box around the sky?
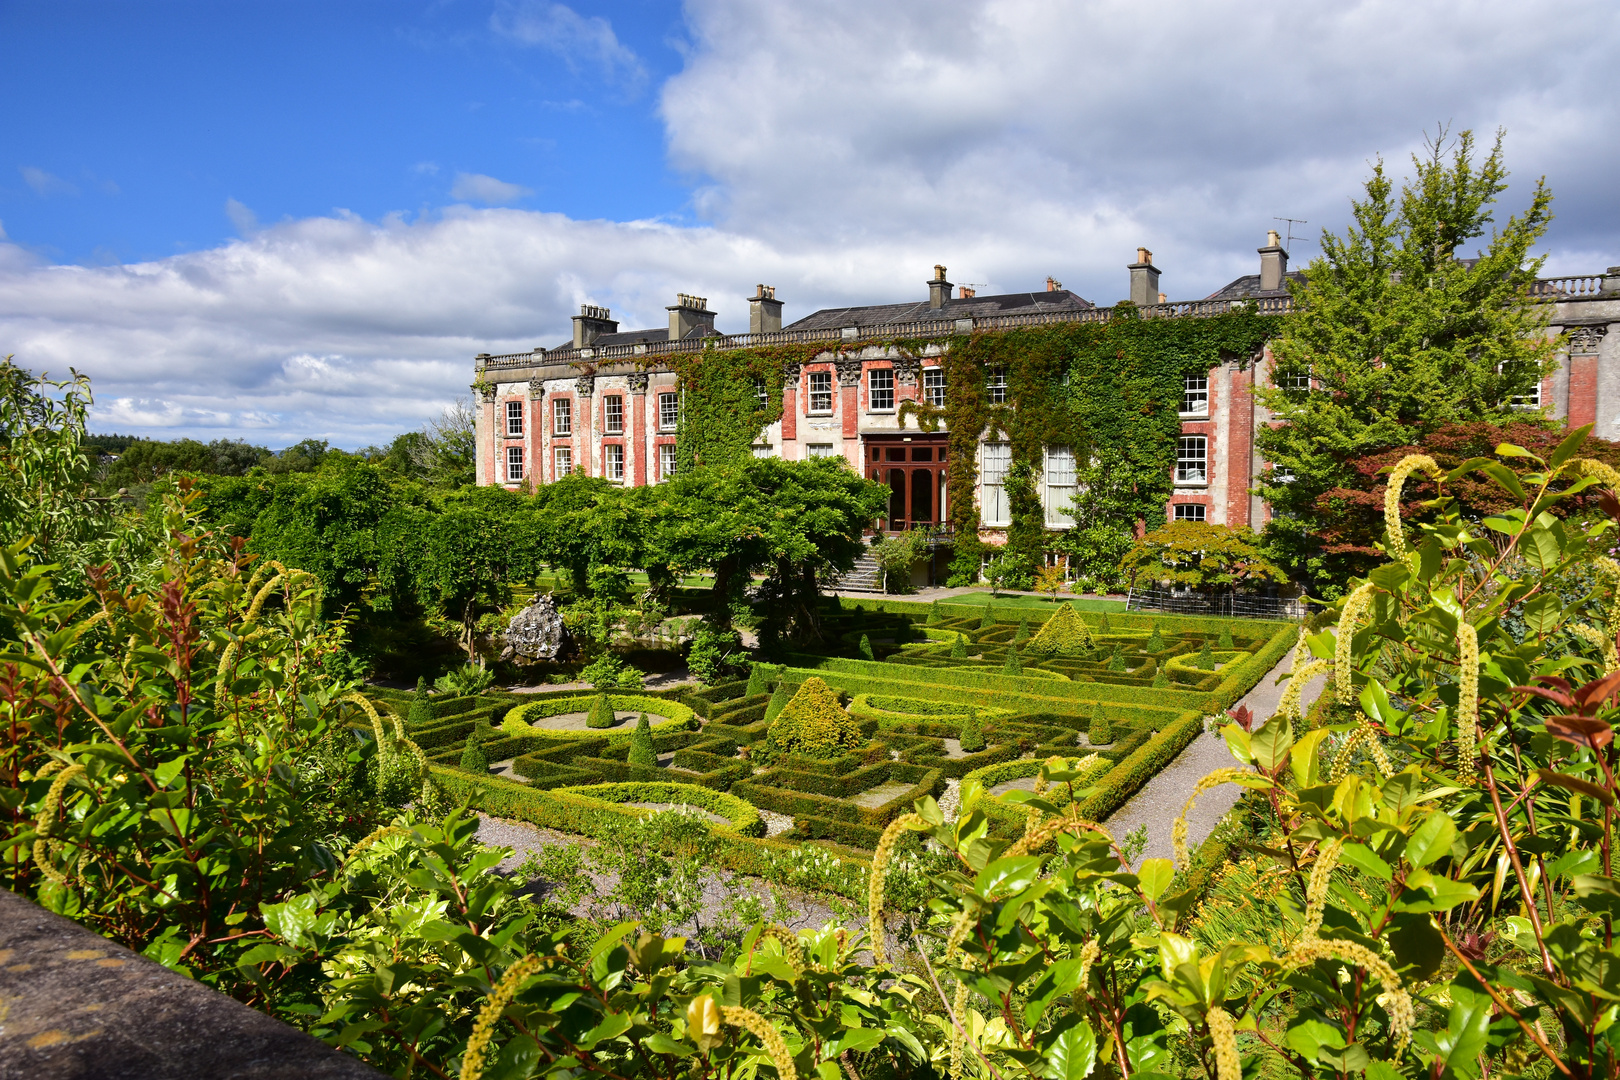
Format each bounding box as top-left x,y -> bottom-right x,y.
1,0 -> 1617,449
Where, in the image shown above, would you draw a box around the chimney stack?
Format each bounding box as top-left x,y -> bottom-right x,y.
572,304 -> 618,348
748,284 -> 783,333
1045,277 -> 1062,292
667,293 -> 716,340
1258,230 -> 1289,292
1127,248 -> 1160,307
928,265 -> 953,310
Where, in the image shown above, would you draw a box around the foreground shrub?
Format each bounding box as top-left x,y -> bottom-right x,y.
407,675 -> 433,725
435,663 -> 494,695
458,725 -> 488,773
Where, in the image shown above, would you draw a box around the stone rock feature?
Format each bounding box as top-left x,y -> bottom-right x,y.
499,593 -> 571,663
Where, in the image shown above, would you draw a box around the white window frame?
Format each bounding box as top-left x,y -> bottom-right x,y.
981,443 -> 1011,526
603,395 -> 624,434
604,443 -> 624,482
658,443 -> 677,480
1268,463 -> 1295,485
987,366 -> 1008,405
1044,445 -> 1076,527
552,397 -> 572,436
753,378 -> 769,408
806,443 -> 835,459
505,400 -> 524,437
1278,370 -> 1310,392
1175,436 -> 1207,485
1181,374 -> 1209,416
1173,503 -> 1206,522
553,446 -> 572,477
658,392 -> 679,431
1509,378 -> 1542,410
923,368 -> 945,407
868,368 -> 895,412
752,445 -> 774,459
505,446 -> 524,483
808,371 -> 833,413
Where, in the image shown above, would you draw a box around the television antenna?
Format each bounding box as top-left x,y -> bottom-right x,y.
1273,217 -> 1309,255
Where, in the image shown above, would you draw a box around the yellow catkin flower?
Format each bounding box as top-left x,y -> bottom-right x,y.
1455,620 -> 1480,783
1383,454 -> 1442,560
867,812 -> 928,966
1206,1005 -> 1241,1080
32,763 -> 87,885
1571,623 -> 1619,674
721,1006 -> 798,1080
1301,836 -> 1345,940
1335,583 -> 1376,706
1285,937 -> 1412,1053
1595,557 -> 1620,643
1173,768 -> 1252,868
1575,458 -> 1620,491
1359,713 -> 1394,778
1075,938 -> 1100,992
1279,659 -> 1332,724
342,825 -> 408,867
755,926 -> 805,974
1292,625 -> 1310,667
1327,728 -> 1361,783
460,955 -> 544,1080
1006,807 -> 1112,859
948,979 -> 970,1080
243,571 -> 285,623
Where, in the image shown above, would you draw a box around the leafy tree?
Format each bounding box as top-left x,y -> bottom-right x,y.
96,436 -> 271,491
265,437 -> 333,474
413,500 -> 522,661
1032,563 -> 1066,598
1120,522 -> 1288,592
870,530 -> 927,594
1257,128 -> 1557,594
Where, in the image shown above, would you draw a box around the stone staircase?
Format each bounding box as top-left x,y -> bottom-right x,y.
835,552 -> 884,593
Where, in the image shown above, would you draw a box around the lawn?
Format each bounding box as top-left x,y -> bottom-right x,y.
940,591 -> 1127,612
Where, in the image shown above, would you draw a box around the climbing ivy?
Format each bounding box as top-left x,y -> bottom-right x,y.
930,306 -> 1281,585
664,345 -> 823,471
662,309 -> 1278,586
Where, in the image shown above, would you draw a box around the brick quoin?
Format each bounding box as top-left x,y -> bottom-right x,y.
1569,355 -> 1598,429
781,379 -> 797,443
631,389 -> 647,486
1225,365 -> 1254,527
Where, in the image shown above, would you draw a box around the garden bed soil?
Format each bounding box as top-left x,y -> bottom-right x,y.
529,710 -> 644,731
850,780 -> 914,808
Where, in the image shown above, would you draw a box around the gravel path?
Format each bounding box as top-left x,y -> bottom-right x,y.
1102,642 -> 1325,866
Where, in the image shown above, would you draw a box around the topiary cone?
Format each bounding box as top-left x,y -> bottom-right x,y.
950,633 -> 968,659
458,725 -> 488,773
979,606 -> 996,630
764,682 -> 791,724
587,693 -> 616,728
1003,644 -> 1022,675
859,633 -> 875,660
1088,701 -> 1113,745
958,707 -> 986,753
1145,622 -> 1165,653
1152,669 -> 1170,689
1196,639 -> 1216,671
1014,616 -> 1030,644
745,663 -> 769,697
407,676 -> 433,727
627,713 -> 656,766
1107,644 -> 1126,672
1219,626 -> 1235,649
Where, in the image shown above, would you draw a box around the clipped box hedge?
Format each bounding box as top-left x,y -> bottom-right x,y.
504,694 -> 697,743
549,781 -> 764,837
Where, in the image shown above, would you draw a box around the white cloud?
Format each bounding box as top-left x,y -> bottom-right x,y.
225,198 -> 259,235
20,167 -> 79,197
491,1 -> 647,91
1,0 -> 1616,449
449,172 -> 534,205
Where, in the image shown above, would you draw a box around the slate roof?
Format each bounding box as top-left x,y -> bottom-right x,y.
1204,270 -> 1306,301
784,289 -> 1094,331
549,323 -> 717,352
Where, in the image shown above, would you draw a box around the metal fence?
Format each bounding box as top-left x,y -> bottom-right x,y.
1125,588 -> 1309,621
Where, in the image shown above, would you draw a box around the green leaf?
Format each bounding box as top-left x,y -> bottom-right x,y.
1431,981 -> 1492,1077
1337,842 -> 1391,883
1041,1021 -> 1097,1080
1478,462 -> 1527,502
1249,712 -> 1293,774
1537,769 -> 1615,806
1385,911 -> 1445,981
1521,592 -> 1564,636
154,754 -> 191,790
1524,526 -> 1563,572
1137,859 -> 1174,903
1405,812 -> 1456,868
975,856 -> 1044,898
1548,426 -> 1589,468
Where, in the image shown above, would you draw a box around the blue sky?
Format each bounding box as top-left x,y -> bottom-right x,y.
2,1 -> 690,264
1,1 -> 1617,448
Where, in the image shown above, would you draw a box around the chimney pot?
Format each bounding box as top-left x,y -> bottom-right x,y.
1127,248 -> 1160,307
1258,233 -> 1289,292
928,265 -> 954,310
1045,277 -> 1062,292
667,292 -> 716,340
571,304 -> 618,348
748,283 -> 783,333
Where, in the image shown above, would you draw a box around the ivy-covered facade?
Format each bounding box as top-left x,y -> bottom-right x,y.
472,243 -> 1620,585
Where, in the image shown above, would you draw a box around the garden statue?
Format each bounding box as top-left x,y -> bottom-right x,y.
497,592 -> 571,662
